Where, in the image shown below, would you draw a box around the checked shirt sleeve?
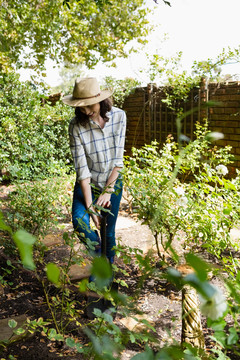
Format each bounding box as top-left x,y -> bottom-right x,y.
114,110 -> 127,168
69,120 -> 91,182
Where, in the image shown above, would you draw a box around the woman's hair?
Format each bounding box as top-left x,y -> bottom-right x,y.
75,98 -> 112,127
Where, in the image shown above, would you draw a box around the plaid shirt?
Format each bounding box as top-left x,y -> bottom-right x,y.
69,106 -> 126,189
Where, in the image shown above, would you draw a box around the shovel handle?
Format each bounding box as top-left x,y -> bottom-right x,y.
100,204 -> 112,256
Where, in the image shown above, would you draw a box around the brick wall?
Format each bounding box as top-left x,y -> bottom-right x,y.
123,81 -> 240,173
208,82 -> 240,171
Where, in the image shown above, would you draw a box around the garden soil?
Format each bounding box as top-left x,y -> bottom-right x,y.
0,186 -> 237,359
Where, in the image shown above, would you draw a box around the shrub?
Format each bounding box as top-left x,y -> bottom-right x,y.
0,70 -> 74,182
123,121 -> 240,264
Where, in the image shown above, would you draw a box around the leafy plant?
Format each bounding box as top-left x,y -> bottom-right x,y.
3,177 -> 73,238
104,76 -> 141,107
0,70 -> 74,182
142,51 -> 200,116
123,120 -> 240,269
143,45 -> 240,116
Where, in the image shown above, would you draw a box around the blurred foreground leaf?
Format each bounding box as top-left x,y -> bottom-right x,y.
13,230 -> 36,270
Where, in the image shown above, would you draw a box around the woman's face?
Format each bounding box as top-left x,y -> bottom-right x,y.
79,103 -> 100,120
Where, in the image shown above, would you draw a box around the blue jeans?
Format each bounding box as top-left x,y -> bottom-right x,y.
72,178 -> 122,261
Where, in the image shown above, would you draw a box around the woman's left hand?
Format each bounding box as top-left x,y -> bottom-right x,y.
96,192 -> 111,208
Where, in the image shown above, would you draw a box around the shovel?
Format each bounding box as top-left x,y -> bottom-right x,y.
86,205 -> 118,319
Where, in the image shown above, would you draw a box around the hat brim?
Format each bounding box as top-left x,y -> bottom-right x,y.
62,89 -> 112,107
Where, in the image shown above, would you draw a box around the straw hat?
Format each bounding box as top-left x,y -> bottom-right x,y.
62,77 -> 112,107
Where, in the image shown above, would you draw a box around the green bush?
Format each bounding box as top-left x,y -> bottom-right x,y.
3,175 -> 74,238
123,121 -> 240,264
0,70 -> 74,181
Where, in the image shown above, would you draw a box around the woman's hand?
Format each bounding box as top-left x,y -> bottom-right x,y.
91,212 -> 101,229
89,206 -> 101,229
96,192 -> 111,208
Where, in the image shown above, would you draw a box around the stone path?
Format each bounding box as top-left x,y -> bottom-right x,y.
116,215 -> 155,253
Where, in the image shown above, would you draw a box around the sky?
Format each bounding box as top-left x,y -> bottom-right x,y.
19,0 -> 240,87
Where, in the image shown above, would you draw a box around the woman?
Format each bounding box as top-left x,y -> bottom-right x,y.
62,77 -> 126,265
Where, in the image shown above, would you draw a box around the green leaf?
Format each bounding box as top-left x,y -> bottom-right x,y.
223,205 -> 232,215
91,256 -> 112,289
14,327 -> 26,335
93,308 -> 102,318
78,278 -> 88,292
55,333 -> 64,341
223,180 -> 236,191
46,263 -> 60,285
129,333 -> 136,343
13,230 -> 36,270
75,342 -> 84,353
8,319 -> 17,329
166,268 -> 183,289
184,273 -> 215,299
214,331 -> 227,347
185,253 -> 210,281
102,311 -> 113,324
205,132 -> 224,142
66,337 -> 76,348
227,327 -> 238,345
208,319 -> 226,331
0,212 -> 12,234
48,328 -> 57,340
236,271 -> 240,282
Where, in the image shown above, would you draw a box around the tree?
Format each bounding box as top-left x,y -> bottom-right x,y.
0,0 -> 153,72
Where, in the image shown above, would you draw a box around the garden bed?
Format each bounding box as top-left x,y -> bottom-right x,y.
0,185 -> 239,359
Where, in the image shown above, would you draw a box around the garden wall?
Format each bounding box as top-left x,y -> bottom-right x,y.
123,80 -> 240,173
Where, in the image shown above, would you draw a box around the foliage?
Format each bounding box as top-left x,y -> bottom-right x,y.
123,121 -> 240,268
3,204 -> 236,359
0,0 -> 152,71
104,76 -> 141,107
142,51 -> 200,116
192,46 -> 240,82
2,175 -> 74,238
167,262 -> 240,359
0,212 -> 37,270
121,120 -> 240,358
1,210 -> 160,358
0,70 -> 74,182
13,230 -> 36,270
144,46 -> 240,115
2,159 -> 240,359
2,67 -> 240,357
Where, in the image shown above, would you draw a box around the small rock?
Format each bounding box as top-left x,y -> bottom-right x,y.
0,314 -> 29,342
68,263 -> 91,281
119,314 -> 154,332
41,234 -> 63,247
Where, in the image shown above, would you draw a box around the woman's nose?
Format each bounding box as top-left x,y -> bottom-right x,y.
80,106 -> 89,114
